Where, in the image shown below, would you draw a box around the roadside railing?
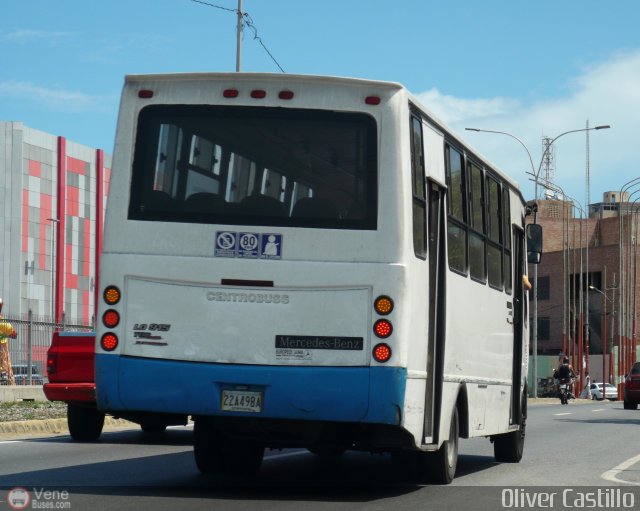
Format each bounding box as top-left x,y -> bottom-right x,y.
1,311 -> 93,385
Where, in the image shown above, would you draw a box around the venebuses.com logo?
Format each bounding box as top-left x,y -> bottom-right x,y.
6,487 -> 71,509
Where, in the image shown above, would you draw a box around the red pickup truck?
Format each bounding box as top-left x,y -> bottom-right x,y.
44,331 -> 186,440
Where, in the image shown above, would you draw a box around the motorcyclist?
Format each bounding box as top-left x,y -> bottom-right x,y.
553,356 -> 576,403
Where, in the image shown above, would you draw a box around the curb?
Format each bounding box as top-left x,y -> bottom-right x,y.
528,397 -> 617,404
0,416 -> 135,437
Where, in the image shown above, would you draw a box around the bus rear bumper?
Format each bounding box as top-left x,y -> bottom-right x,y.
95,355 -> 406,425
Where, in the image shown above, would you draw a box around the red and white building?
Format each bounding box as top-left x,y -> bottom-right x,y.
0,122 -> 111,324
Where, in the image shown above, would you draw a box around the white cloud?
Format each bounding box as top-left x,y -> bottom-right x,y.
0,29 -> 74,44
414,50 -> 640,203
415,89 -> 520,125
0,81 -> 114,113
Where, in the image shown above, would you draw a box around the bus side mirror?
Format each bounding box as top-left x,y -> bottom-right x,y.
526,224 -> 543,264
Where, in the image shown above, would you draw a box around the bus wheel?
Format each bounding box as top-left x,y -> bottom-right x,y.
193,418 -> 264,476
67,403 -> 105,441
423,407 -> 459,484
494,393 -> 526,462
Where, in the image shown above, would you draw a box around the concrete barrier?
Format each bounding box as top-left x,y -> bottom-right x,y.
0,386 -> 47,402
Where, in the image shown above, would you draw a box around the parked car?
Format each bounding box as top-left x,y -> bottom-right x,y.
0,364 -> 45,385
590,382 -> 618,401
45,331 -> 184,440
623,362 -> 640,410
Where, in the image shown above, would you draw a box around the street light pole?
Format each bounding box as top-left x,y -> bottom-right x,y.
47,218 -> 59,323
465,124 -> 611,398
590,282 -> 616,398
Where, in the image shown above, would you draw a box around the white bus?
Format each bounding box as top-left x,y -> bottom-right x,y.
95,72 -> 541,484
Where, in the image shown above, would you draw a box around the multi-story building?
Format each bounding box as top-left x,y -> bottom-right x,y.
0,122 -> 111,324
530,193 -> 639,385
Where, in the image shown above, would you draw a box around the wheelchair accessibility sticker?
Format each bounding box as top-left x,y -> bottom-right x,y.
215,231 -> 282,259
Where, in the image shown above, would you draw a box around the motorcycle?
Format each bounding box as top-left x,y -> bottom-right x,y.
557,378 -> 575,405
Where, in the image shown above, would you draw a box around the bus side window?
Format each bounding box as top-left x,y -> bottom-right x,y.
468,161 -> 486,283
445,145 -> 467,274
410,115 -> 427,259
503,188 -> 513,294
487,176 -> 503,289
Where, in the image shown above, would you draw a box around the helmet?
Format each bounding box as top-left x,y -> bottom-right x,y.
563,356 -> 569,364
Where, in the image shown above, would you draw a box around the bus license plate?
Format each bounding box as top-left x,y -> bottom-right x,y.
221,390 -> 263,413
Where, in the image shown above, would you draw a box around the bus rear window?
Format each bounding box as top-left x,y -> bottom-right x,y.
128,105 -> 378,230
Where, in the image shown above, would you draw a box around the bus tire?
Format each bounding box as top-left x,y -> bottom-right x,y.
194,418 -> 264,476
67,403 -> 105,441
494,393 -> 526,463
423,406 -> 458,484
194,418 -> 224,475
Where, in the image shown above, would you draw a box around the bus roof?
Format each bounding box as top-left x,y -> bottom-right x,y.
124,72 -> 405,91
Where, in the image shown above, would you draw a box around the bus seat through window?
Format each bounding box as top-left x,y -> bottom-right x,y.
144,190 -> 175,212
291,197 -> 340,219
239,194 -> 286,217
185,193 -> 228,214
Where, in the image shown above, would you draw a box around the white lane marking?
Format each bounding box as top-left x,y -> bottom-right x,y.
602,453 -> 640,486
0,440 -> 21,445
591,409 -> 606,412
553,412 -> 571,416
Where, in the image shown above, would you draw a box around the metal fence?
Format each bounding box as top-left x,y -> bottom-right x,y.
2,311 -> 93,385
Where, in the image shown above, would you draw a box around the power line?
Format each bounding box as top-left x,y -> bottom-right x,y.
189,0 -> 235,14
188,0 -> 285,73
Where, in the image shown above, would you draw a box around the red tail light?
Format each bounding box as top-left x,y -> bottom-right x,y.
373,343 -> 392,363
223,89 -> 239,98
101,333 -> 119,352
373,319 -> 393,338
47,353 -> 57,375
251,89 -> 267,99
138,89 -> 154,99
365,95 -> 381,105
103,309 -> 120,328
279,90 -> 294,100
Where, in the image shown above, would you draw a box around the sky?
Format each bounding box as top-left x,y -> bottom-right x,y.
2,0 -> 639,205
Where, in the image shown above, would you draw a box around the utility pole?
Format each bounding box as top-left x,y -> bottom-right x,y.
236,0 -> 243,72
585,120 -> 591,378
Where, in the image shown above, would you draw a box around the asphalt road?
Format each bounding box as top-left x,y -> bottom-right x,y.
1,400 -> 639,510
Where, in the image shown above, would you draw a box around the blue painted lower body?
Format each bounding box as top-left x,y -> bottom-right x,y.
95,355 -> 406,425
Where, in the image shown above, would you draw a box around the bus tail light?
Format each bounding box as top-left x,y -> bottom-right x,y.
373,319 -> 393,338
138,89 -> 154,99
365,95 -> 381,105
251,89 -> 267,99
374,295 -> 394,315
103,309 -> 120,328
223,88 -> 239,98
103,286 -> 121,305
101,333 -> 119,352
279,90 -> 294,100
373,343 -> 392,363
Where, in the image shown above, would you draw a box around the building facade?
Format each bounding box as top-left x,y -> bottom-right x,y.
530,194 -> 639,385
0,122 -> 111,324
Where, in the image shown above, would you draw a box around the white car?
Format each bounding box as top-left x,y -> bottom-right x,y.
590,382 -> 618,401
